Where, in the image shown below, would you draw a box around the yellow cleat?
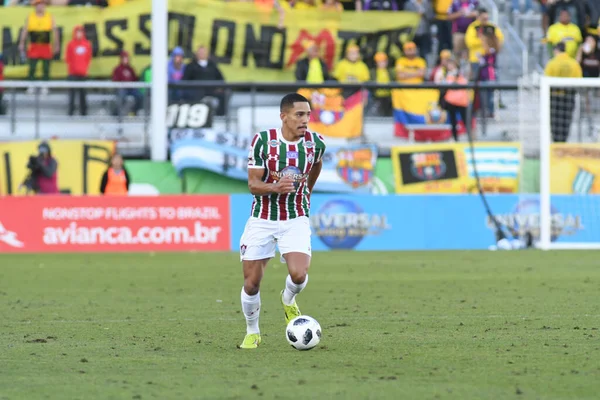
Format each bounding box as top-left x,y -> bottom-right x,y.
238,333 -> 261,349
281,290 -> 301,324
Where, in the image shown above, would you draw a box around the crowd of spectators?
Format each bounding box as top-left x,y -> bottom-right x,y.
3,0 -> 600,122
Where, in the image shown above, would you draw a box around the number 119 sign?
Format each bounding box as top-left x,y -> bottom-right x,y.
167,103 -> 213,129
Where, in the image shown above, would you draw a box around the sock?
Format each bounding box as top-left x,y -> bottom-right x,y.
241,287 -> 261,335
282,274 -> 308,306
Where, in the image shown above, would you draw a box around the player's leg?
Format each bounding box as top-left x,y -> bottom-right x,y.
277,216 -> 312,324
238,217 -> 276,349
239,258 -> 269,349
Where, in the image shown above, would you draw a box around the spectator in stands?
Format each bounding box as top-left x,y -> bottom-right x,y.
439,57 -> 469,141
321,0 -> 343,11
475,32 -> 498,118
332,45 -> 370,83
546,10 -> 583,58
168,47 -> 186,103
544,0 -> 591,38
356,0 -> 403,11
66,25 -> 91,116
404,0 -> 434,59
27,141 -> 59,195
544,42 -> 582,142
395,41 -> 427,84
100,153 -> 130,195
447,0 -> 478,63
369,52 -> 394,116
18,0 -> 59,95
465,7 -> 504,78
512,0 -> 533,14
182,45 -> 226,115
295,42 -> 330,84
111,50 -> 143,116
430,49 -> 452,82
576,34 -> 600,77
0,54 -> 4,115
140,64 -> 151,108
433,0 -> 454,51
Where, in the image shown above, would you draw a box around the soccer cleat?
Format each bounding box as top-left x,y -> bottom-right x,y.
238,333 -> 261,349
281,290 -> 301,324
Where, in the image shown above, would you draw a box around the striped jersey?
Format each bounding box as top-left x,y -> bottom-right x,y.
247,128 -> 326,221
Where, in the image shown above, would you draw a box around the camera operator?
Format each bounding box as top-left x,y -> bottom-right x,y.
24,142 -> 59,194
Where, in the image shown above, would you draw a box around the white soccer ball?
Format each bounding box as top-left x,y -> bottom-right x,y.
286,316 -> 322,350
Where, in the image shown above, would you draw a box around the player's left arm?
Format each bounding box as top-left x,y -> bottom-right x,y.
307,158 -> 322,194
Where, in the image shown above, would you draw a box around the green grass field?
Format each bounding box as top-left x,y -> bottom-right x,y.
1,251 -> 599,400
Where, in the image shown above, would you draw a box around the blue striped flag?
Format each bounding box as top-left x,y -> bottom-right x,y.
463,146 -> 520,179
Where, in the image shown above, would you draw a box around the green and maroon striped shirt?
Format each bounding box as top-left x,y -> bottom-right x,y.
247,128 -> 326,221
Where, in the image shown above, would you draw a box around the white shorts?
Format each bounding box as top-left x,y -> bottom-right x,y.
239,216 -> 312,263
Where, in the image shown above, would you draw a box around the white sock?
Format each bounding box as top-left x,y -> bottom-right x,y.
282,274 -> 308,306
241,287 -> 260,335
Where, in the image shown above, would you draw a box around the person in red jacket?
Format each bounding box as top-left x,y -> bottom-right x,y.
111,51 -> 142,116
66,25 -> 91,116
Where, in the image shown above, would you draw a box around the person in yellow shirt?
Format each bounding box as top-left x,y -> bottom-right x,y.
369,52 -> 394,115
544,42 -> 583,143
294,42 -> 330,84
545,10 -> 583,59
395,42 -> 427,84
465,8 -> 504,71
18,0 -> 59,95
332,45 -> 369,83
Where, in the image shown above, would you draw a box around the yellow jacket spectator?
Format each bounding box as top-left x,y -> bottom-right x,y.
465,8 -> 504,63
544,43 -> 583,78
395,42 -> 427,84
546,10 -> 583,59
372,52 -> 393,98
544,42 -> 582,143
332,45 -> 370,83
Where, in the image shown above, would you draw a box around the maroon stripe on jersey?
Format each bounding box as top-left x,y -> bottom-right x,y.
250,133 -> 260,147
297,131 -> 316,215
259,129 -> 279,220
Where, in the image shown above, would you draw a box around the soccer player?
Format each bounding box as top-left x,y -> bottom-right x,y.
238,93 -> 326,349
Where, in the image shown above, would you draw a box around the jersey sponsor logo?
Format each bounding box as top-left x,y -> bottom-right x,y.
267,154 -> 278,161
270,170 -> 308,181
287,151 -> 298,159
269,140 -> 279,147
304,141 -> 315,149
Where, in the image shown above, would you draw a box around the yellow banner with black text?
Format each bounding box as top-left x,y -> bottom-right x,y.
0,0 -> 420,81
0,140 -> 115,196
391,143 -> 522,194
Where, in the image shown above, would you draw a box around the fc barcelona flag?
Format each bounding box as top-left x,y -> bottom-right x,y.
297,88 -> 366,139
391,88 -> 467,142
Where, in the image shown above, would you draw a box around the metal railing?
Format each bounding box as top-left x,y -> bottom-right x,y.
0,79 -> 522,156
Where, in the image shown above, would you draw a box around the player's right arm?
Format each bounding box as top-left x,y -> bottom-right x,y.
248,169 -> 295,196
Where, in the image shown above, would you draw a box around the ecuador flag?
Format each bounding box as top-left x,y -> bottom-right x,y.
392,88 -> 469,142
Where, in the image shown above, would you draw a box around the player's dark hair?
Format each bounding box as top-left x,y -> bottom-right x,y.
280,93 -> 309,113
554,42 -> 566,53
